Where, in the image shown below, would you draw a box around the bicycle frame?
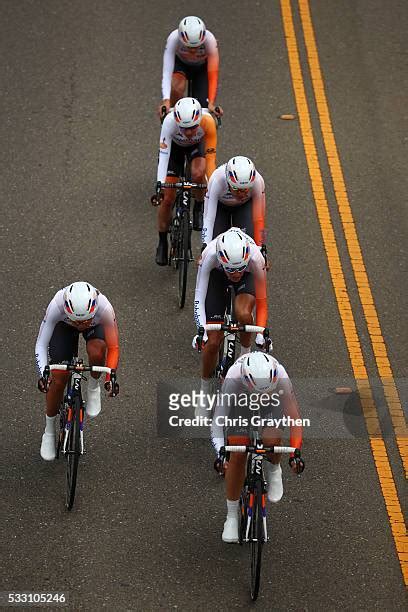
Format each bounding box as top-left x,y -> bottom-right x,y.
44,361 -> 115,510
61,370 -> 85,456
221,439 -> 299,600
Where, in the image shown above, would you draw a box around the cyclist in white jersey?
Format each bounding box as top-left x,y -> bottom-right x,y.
193,228 -> 269,400
211,352 -> 304,542
158,16 -> 223,117
35,282 -> 120,461
202,156 -> 266,248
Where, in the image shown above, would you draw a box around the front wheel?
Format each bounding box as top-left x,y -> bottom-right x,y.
250,479 -> 264,601
178,210 -> 190,308
65,396 -> 81,510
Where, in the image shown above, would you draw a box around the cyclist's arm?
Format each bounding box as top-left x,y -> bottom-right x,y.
206,33 -> 219,105
252,176 -> 266,247
34,296 -> 62,376
100,304 -> 120,381
252,249 -> 268,328
157,115 -> 174,183
194,247 -> 214,329
211,375 -> 236,452
202,168 -> 222,245
202,114 -> 217,179
161,31 -> 178,101
281,375 -> 303,450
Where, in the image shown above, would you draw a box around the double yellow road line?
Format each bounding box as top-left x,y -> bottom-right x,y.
280,0 -> 407,585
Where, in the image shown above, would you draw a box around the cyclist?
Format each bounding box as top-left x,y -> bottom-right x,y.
158,16 -> 223,117
211,352 -> 304,542
35,281 -> 120,461
202,156 -> 266,249
155,97 -> 217,265
193,227 -> 269,399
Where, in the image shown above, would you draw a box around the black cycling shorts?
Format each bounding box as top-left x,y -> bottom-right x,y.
173,56 -> 208,107
167,141 -> 205,178
212,199 -> 254,241
49,322 -> 105,364
205,269 -> 255,322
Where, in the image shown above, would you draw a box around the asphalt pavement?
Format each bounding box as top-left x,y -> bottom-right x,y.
1,1 -> 407,610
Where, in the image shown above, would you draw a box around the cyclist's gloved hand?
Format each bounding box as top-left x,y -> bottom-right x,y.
157,99 -> 170,119
211,437 -> 224,455
255,333 -> 273,353
104,380 -> 119,397
37,377 -> 50,393
289,455 -> 305,474
214,455 -> 226,475
192,332 -> 208,350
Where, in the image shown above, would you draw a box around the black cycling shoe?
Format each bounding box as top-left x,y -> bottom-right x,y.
193,201 -> 203,231
155,240 -> 168,266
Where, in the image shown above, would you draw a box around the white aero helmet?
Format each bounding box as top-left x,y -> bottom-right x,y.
178,16 -> 206,47
63,282 -> 99,321
241,352 -> 279,393
174,97 -> 202,128
226,156 -> 256,190
216,227 -> 251,273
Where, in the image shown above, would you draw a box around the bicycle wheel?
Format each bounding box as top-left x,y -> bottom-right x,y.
238,488 -> 248,545
56,404 -> 65,460
250,479 -> 264,601
178,210 -> 190,308
65,396 -> 81,510
169,217 -> 179,270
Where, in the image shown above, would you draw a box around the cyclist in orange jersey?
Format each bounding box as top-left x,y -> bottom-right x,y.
155,97 -> 217,266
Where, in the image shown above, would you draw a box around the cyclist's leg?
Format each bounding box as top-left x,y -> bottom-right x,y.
191,62 -> 208,108
171,57 -> 189,104
189,142 -> 206,230
225,435 -> 248,500
84,325 -> 106,379
202,269 -> 228,379
158,145 -> 184,231
210,203 -> 230,241
47,322 -> 78,417
262,425 -> 284,502
156,144 -> 183,265
231,198 -> 254,240
223,430 -> 249,542
83,325 -> 106,418
41,323 -> 76,459
234,275 -> 256,351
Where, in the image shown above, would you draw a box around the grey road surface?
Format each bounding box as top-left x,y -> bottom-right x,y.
1,1 -> 407,610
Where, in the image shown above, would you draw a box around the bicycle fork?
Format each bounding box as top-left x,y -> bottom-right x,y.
62,405 -> 85,455
244,490 -> 268,542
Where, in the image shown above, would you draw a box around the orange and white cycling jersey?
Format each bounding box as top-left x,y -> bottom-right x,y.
161,30 -> 219,104
194,233 -> 267,330
157,111 -> 217,183
35,289 -> 119,377
202,164 -> 266,246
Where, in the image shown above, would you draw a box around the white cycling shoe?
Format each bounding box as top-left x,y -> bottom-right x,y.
40,432 -> 56,461
86,378 -> 101,418
222,516 -> 239,543
265,463 -> 283,503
